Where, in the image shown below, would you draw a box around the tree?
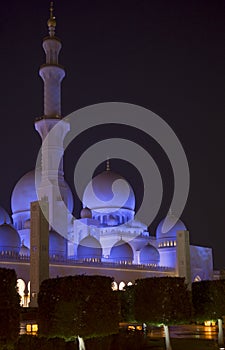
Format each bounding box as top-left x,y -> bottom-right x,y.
133,277 -> 192,350
192,279 -> 225,347
38,275 -> 120,338
0,268 -> 20,344
117,285 -> 135,322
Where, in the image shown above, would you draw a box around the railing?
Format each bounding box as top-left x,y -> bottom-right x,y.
0,253 -> 175,272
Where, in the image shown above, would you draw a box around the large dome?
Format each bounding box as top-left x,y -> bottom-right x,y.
11,169 -> 74,214
83,170 -> 135,211
0,206 -> 11,225
156,213 -> 187,240
0,223 -> 21,254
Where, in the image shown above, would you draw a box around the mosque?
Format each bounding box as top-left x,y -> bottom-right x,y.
0,5 -> 216,307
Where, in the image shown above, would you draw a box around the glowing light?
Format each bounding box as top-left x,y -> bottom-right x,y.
119,281 -> 126,290
26,323 -> 38,334
204,320 -> 216,327
111,281 -> 118,291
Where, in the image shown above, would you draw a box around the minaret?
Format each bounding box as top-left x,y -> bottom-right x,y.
35,3 -> 70,237
39,1 -> 64,118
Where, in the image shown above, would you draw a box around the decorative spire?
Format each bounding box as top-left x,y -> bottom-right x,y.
38,2 -> 65,118
106,158 -> 110,171
47,2 -> 56,37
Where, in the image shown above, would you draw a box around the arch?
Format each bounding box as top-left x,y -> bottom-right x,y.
119,281 -> 126,291
77,236 -> 102,261
127,282 -> 133,286
25,281 -> 31,307
17,278 -> 26,306
110,240 -> 133,263
49,230 -> 67,259
111,281 -> 118,291
194,275 -> 201,282
140,244 -> 160,265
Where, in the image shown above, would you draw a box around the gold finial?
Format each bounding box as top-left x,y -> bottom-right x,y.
47,1 -> 56,33
106,158 -> 110,171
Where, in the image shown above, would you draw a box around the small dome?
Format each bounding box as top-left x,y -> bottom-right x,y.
19,242 -> 30,257
49,230 -> 67,258
156,213 -> 187,240
110,240 -> 133,263
140,244 -> 160,265
83,170 -> 135,211
0,206 -> 11,225
0,224 -> 21,254
77,236 -> 102,260
11,169 -> 74,215
80,207 -> 92,219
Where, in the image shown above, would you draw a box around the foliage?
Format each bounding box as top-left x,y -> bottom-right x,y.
15,335 -> 68,350
117,285 -> 135,322
0,268 -> 20,343
192,279 -> 225,321
38,275 -> 120,338
133,277 -> 192,326
1,333 -> 220,350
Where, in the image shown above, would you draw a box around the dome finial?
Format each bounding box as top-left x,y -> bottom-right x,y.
106,158 -> 110,171
47,1 -> 56,37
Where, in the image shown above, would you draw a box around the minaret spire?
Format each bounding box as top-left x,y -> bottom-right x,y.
38,1 -> 65,119
47,2 -> 56,37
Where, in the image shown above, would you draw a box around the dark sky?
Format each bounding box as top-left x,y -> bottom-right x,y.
0,0 -> 224,269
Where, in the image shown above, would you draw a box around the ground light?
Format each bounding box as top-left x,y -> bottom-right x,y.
26,323 -> 38,335
204,320 -> 216,327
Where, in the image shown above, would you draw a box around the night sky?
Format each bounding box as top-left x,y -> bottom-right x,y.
0,0 -> 224,269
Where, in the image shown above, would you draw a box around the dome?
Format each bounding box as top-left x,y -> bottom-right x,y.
83,170 -> 135,212
11,169 -> 74,214
110,240 -> 133,263
0,206 -> 11,225
156,214 -> 187,240
140,244 -> 160,265
77,236 -> 102,260
80,207 -> 92,219
49,230 -> 67,258
19,242 -> 30,257
0,224 -> 21,254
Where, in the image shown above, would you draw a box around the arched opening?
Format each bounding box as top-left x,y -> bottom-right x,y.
27,281 -> 31,306
194,275 -> 201,282
119,281 -> 126,291
111,281 -> 118,291
17,278 -> 26,307
77,236 -> 102,262
110,240 -> 133,264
